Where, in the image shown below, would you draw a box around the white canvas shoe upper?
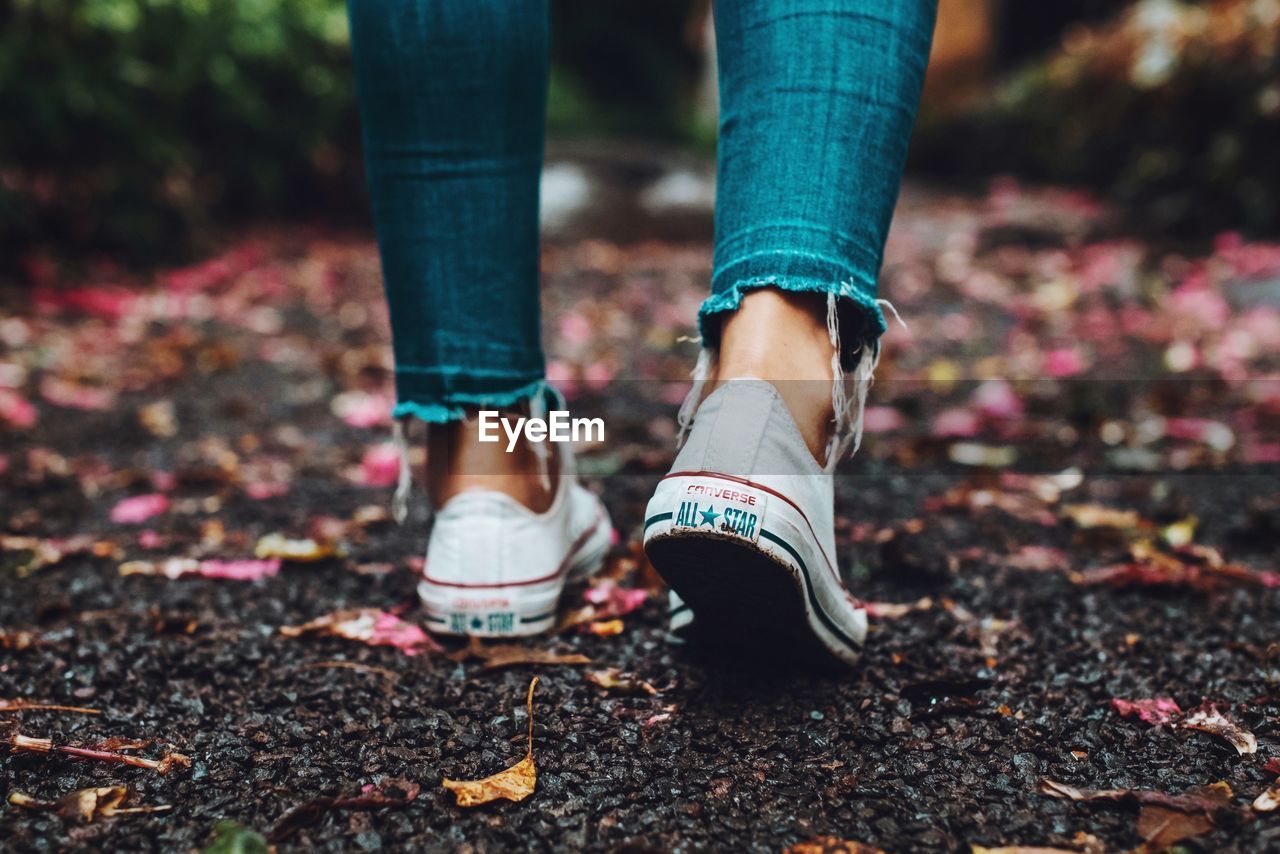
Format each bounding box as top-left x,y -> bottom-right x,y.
418,443 -> 611,637
643,378 -> 867,664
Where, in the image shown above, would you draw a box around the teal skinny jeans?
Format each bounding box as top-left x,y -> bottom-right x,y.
347,0 -> 937,422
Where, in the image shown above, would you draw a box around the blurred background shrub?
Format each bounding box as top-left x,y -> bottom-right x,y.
1,0 -> 1278,277
914,0 -> 1280,238
0,0 -> 360,268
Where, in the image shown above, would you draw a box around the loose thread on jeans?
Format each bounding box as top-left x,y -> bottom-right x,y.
527,381 -> 552,492
391,416 -> 413,524
877,297 -> 910,333
676,348 -> 715,447
824,288 -> 888,472
825,291 -> 847,471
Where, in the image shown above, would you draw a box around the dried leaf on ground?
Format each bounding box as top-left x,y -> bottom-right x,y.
1076,538 -> 1272,591
1040,779 -> 1234,814
478,645 -> 590,672
976,834 -> 1106,854
203,819 -> 270,854
269,778 -> 420,842
1111,697 -> 1181,726
585,667 -> 659,695
1253,786 -> 1280,812
1136,803 -> 1214,851
1179,703 -> 1257,755
442,677 -> 540,807
0,630 -> 36,650
2,534 -> 114,578
279,609 -> 441,656
785,838 -> 885,854
120,558 -> 281,581
8,786 -> 171,821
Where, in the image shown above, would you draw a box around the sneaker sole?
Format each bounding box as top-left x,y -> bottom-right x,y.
419,505 -> 612,638
643,473 -> 865,667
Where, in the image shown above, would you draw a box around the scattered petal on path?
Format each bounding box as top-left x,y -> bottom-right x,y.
1111,697 -> 1182,726
280,609 -> 441,656
120,558 -> 281,581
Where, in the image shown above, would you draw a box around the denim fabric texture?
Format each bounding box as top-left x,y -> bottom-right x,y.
348,0 -> 936,421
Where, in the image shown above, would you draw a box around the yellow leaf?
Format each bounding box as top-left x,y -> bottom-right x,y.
587,619 -> 624,636
1062,504 -> 1144,530
442,677 -> 540,807
254,533 -> 338,562
1161,516 -> 1198,547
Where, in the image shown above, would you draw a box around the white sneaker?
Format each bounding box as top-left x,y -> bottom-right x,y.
643,379 -> 867,666
418,446 -> 612,637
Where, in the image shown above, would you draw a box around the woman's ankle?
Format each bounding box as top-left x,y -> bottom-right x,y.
426,416 -> 556,512
715,289 -> 837,462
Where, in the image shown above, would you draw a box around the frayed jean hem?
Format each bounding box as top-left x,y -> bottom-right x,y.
697,274 -> 888,367
391,376 -> 548,425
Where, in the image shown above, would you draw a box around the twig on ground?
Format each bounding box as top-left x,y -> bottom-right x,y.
0,699 -> 101,715
8,731 -> 191,774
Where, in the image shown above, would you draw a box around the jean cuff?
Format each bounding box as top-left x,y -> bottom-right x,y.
697,273 -> 887,368
391,374 -> 548,424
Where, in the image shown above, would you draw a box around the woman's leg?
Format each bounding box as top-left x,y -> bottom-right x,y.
347,0 -> 551,507
707,0 -> 937,460
645,0 -> 935,665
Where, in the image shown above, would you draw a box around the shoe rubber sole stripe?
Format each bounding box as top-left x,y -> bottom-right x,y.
757,529 -> 862,651
645,514 -> 862,653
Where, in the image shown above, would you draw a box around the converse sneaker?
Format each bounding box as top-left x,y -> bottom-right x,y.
418,445 -> 612,637
642,378 -> 867,666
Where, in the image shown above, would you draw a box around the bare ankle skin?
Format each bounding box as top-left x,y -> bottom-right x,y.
426,415 -> 557,512
715,289 -> 837,461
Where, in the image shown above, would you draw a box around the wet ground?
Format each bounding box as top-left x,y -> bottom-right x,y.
2,164 -> 1279,851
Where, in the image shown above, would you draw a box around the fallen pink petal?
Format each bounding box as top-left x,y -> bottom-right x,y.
109,494 -> 171,525
1111,697 -> 1182,726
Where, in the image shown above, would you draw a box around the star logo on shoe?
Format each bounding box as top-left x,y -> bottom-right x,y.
699,505 -> 720,527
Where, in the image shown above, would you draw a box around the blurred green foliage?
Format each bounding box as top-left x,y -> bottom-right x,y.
1,0 -> 362,268
0,0 -> 705,273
